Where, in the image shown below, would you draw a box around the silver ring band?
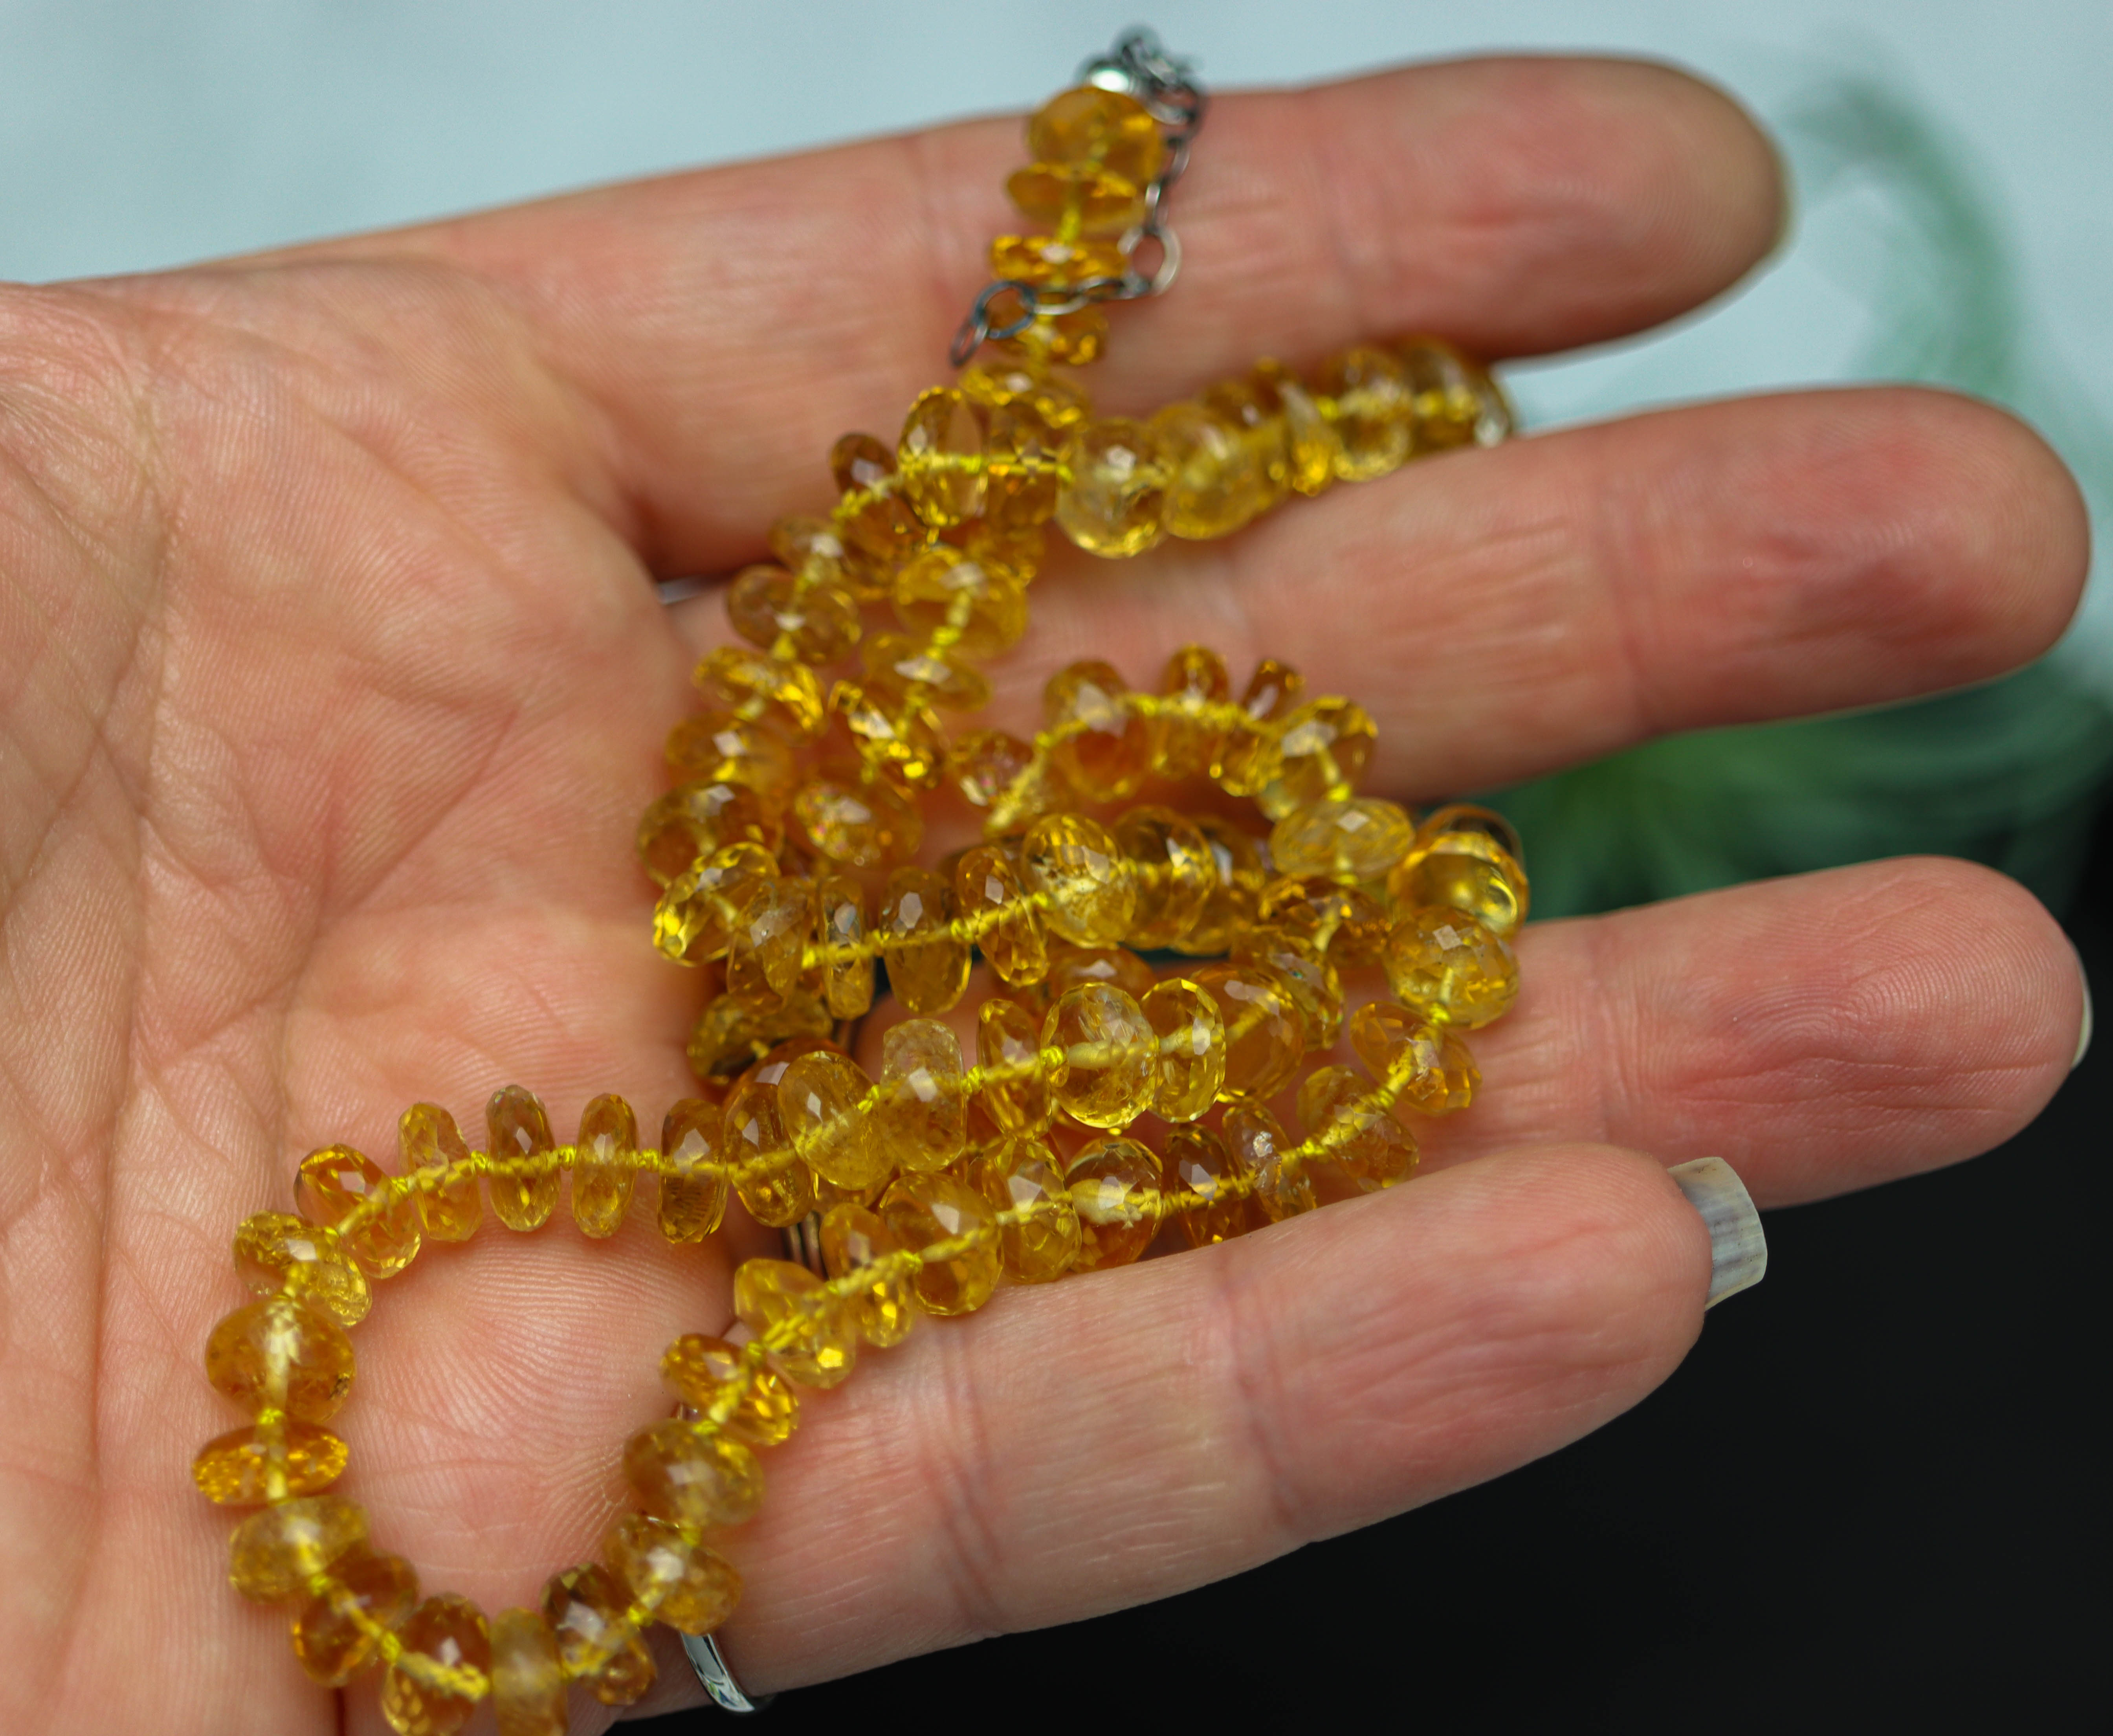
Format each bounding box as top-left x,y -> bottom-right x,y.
682,1630 -> 774,1714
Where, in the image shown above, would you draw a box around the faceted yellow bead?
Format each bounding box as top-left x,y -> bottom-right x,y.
1299,1064 -> 1420,1193
232,1211 -> 371,1327
606,1513 -> 743,1636
1383,907 -> 1520,1028
1151,400 -> 1274,539
897,385 -> 987,527
696,644 -> 830,748
1056,417 -> 1166,557
724,874 -> 815,1004
1150,644 -> 1232,779
1256,875 -> 1391,968
880,866 -> 970,1015
830,678 -> 948,793
1066,1137 -> 1162,1272
1269,797 -> 1415,884
1397,334 -> 1514,450
485,1086 -> 560,1233
397,1103 -> 480,1244
831,432 -> 929,565
971,1136 -> 1079,1281
861,630 -> 992,712
1200,374 -> 1293,510
815,874 -> 876,1018
490,1606 -> 566,1736
665,710 -> 801,796
292,1545 -> 417,1686
879,1171 -> 1001,1316
1390,804 -> 1530,938
1257,699 -> 1377,820
662,1332 -> 800,1444
380,1593 -> 489,1736
872,1018 -> 967,1173
572,1094 -> 637,1239
652,840 -> 779,966
1042,984 -> 1156,1130
1349,1001 -> 1480,1116
952,845 -> 1045,989
636,778 -> 780,890
1044,661 -> 1150,804
193,1419 -> 348,1505
625,1419 -> 766,1527
1190,962 -> 1306,1102
1043,942 -> 1156,1004
891,545 -> 1027,659
228,1494 -> 367,1603
688,986 -> 833,1081
770,511 -> 852,584
1216,658 -> 1305,796
733,1257 -> 858,1387
1225,1102 -> 1315,1221
1165,1124 -> 1255,1248
983,401 -> 1064,530
1141,979 -> 1226,1123
974,996 -> 1050,1132
1020,812 -> 1136,946
1113,805 -> 1214,948
1314,343 -> 1413,481
207,1296 -> 355,1422
948,727 -> 1035,814
298,1143 -> 420,1278
1028,84 -> 1165,184
1005,161 -> 1146,235
778,1050 -> 884,1190
959,354 -> 1091,429
1232,927 -> 1344,1052
1251,358 -> 1340,495
1169,815 -> 1267,956
792,771 -> 924,870
721,1078 -> 815,1228
728,563 -> 863,664
819,1204 -> 917,1347
658,1096 -> 730,1242
543,1563 -> 654,1707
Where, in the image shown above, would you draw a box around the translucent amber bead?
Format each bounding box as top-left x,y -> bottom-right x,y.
1390,829 -> 1529,939
658,1096 -> 730,1242
880,1172 -> 1002,1316
1190,962 -> 1306,1102
897,385 -> 986,527
695,644 -> 827,740
1232,927 -> 1343,1051
1258,699 -> 1377,820
1165,1124 -> 1254,1248
972,1136 -> 1080,1281
543,1563 -> 654,1706
1029,84 -> 1165,183
298,1143 -> 420,1277
831,679 -> 948,793
229,1494 -> 367,1602
872,1018 -> 967,1173
1114,805 -> 1214,948
1170,815 -> 1267,956
890,545 -> 1027,659
193,1419 -> 348,1505
1299,1064 -> 1419,1193
1252,357 -> 1340,495
690,987 -> 834,1081
771,510 -> 851,582
380,1593 -> 489,1736
984,401 -> 1064,529
1043,984 -> 1156,1129
1349,1001 -> 1480,1116
1383,907 -> 1519,1028
862,630 -> 992,712
1257,875 -> 1391,968
1315,343 -> 1413,480
733,1258 -> 857,1388
728,563 -> 863,664
233,1211 -> 371,1327
880,866 -> 970,1015
816,874 -> 876,1018
1151,400 -> 1274,539
1004,161 -> 1146,234
1044,660 -> 1149,802
1056,418 -> 1167,557
485,1086 -> 560,1232
1216,658 -> 1305,796
572,1094 -> 636,1238
949,727 -> 1036,811
724,874 -> 814,1004
1151,644 -> 1232,779
665,710 -> 800,796
1225,1103 -> 1315,1221
721,1078 -> 815,1228
779,1050 -> 884,1189
831,432 -> 928,567
293,1546 -> 417,1686
1044,942 -> 1156,1004
207,1296 -> 355,1421
397,1103 -> 480,1243
792,772 -> 924,869
1021,812 -> 1136,946
625,1420 -> 767,1529
1398,334 -> 1513,450
1066,1137 -> 1162,1272
974,996 -> 1049,1133
959,354 -> 1091,429
607,1514 -> 741,1638
1141,978 -> 1226,1122
490,1607 -> 566,1736
652,840 -> 778,965
636,778 -> 779,889
819,1204 -> 917,1347
662,1333 -> 799,1444
1200,374 -> 1293,512
1270,797 -> 1414,884
955,844 -> 1046,988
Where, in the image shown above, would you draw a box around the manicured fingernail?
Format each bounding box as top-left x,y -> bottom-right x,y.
1668,1157 -> 1767,1308
2073,946 -> 2092,1072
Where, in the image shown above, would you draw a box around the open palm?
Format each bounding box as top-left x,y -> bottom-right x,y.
0,56 -> 2087,1735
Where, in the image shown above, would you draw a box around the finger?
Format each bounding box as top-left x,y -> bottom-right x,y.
283,56 -> 1780,569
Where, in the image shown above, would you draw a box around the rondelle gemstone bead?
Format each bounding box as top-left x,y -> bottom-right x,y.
792,771 -> 923,869
1200,374 -> 1293,512
573,1093 -> 637,1238
722,1077 -> 816,1228
891,545 -> 1027,658
625,1419 -> 767,1525
816,873 -> 877,1018
1114,805 -> 1215,948
984,400 -> 1065,529
662,1333 -> 800,1444
1151,643 -> 1233,779
1028,84 -> 1166,185
831,433 -> 927,569
861,630 -> 993,712
1020,811 -> 1137,945
1269,796 -> 1415,883
1257,698 -> 1377,820
1056,417 -> 1166,557
897,385 -> 987,527
1314,343 -> 1414,480
229,1494 -> 368,1602
652,840 -> 778,965
1004,161 -> 1145,235
959,354 -> 1092,429
292,1545 -> 417,1686
695,644 -> 827,740
831,679 -> 949,793
1043,942 -> 1157,1004
872,1018 -> 968,1173
1216,657 -> 1304,796
192,1419 -> 348,1505
1383,907 -> 1520,1028
1043,983 -> 1157,1129
232,1211 -> 371,1326
688,987 -> 834,1083
779,1049 -> 885,1190
1225,1102 -> 1315,1221
658,1096 -> 731,1242
664,711 -> 800,797
298,1143 -> 421,1278
1189,962 -> 1307,1102
1257,875 -> 1391,968
1299,1064 -> 1420,1193
543,1563 -> 655,1706
1349,1001 -> 1480,1116
490,1607 -> 566,1736
1150,399 -> 1274,539
1398,334 -> 1514,449
485,1086 -> 561,1233
728,562 -> 864,664
880,1171 -> 1003,1316
1066,1137 -> 1163,1271
635,778 -> 780,890
1170,815 -> 1267,956
1232,927 -> 1344,1051
725,874 -> 816,1003
380,1593 -> 489,1736
954,844 -> 1047,987
1251,357 -> 1340,494
734,1258 -> 858,1387
399,1102 -> 481,1243
1390,816 -> 1530,938
1141,978 -> 1227,1122
976,996 -> 1051,1132
1165,1124 -> 1255,1248
820,1204 -> 917,1347
206,1296 -> 355,1422
972,1135 -> 1080,1282
1045,659 -> 1152,802
880,865 -> 971,1015
606,1512 -> 744,1636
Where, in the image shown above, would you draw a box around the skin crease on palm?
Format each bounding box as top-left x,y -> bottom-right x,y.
0,49 -> 2091,1734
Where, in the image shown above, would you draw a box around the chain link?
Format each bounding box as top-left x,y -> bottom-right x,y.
948,29 -> 1206,367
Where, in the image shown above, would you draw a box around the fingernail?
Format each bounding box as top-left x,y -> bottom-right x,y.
2073,945 -> 2092,1072
1668,1157 -> 1767,1308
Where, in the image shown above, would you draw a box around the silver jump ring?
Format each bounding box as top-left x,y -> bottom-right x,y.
682,1630 -> 775,1714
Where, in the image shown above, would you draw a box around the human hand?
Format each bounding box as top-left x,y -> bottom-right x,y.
0,54 -> 2087,1734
